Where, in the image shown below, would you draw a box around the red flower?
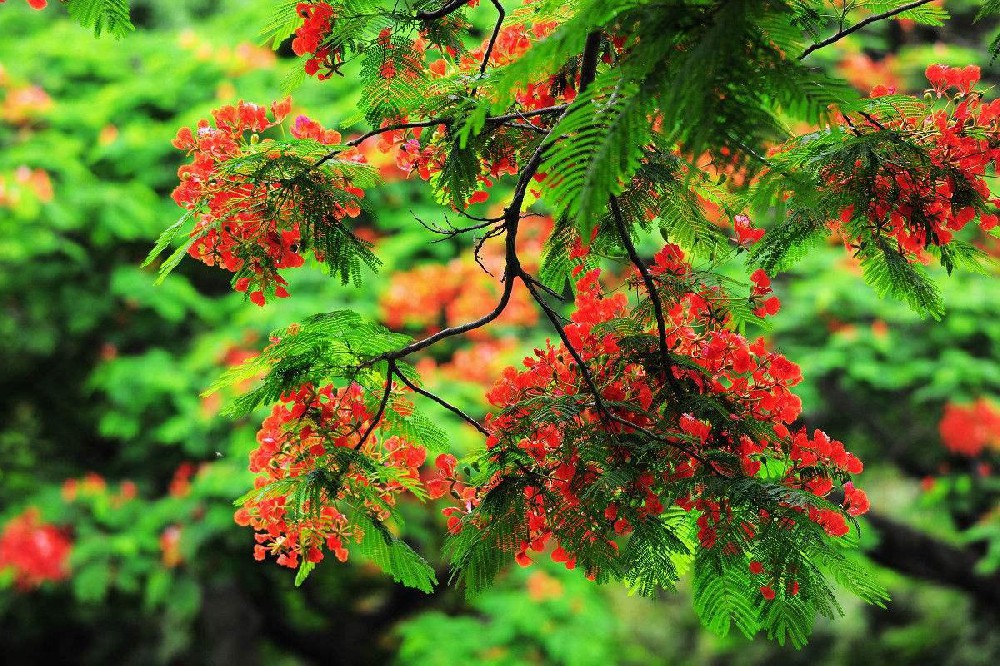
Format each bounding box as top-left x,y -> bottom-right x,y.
236,381 -> 435,572
842,482 -> 870,517
0,509 -> 72,590
733,214 -> 765,246
939,399 -> 1000,457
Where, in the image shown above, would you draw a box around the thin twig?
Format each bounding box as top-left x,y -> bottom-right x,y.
355,360 -> 395,450
393,368 -> 490,436
415,0 -> 468,20
357,111 -> 567,373
479,0 -> 506,78
609,195 -> 683,395
521,272 -> 565,301
413,211 -> 500,239
520,272 -> 610,416
312,105 -> 567,169
799,0 -> 936,60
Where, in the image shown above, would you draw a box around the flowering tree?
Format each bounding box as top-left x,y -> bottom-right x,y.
8,0 -> 1000,650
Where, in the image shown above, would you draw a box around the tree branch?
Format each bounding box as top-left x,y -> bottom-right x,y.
610,195 -> 683,395
799,0 -> 936,60
312,105 -> 567,169
578,31 -> 603,92
355,360 -> 395,450
415,0 -> 469,21
479,0 -> 506,78
519,272 -> 611,415
866,512 -> 1000,614
393,367 -> 489,436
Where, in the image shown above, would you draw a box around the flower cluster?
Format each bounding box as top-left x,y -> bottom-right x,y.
1,79 -> 52,125
381,259 -> 538,336
234,382 -> 428,569
291,2 -> 342,78
61,471 -> 137,506
447,243 -> 867,594
939,398 -> 1000,457
0,508 -> 72,590
831,65 -> 1000,258
370,19 -> 573,205
171,99 -> 365,305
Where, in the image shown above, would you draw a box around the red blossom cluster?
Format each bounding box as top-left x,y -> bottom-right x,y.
171,99 -> 366,306
416,337 -> 522,389
458,21 -> 560,70
61,471 -> 137,506
0,166 -> 53,209
234,382 -> 428,569
291,2 -> 342,78
831,64 -> 1000,258
160,525 -> 183,568
0,508 -> 71,590
370,19 -> 575,205
444,243 -> 866,591
939,398 -> 1000,457
750,558 -> 800,600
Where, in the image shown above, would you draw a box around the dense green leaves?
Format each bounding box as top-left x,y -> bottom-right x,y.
539,78 -> 651,239
355,511 -> 438,593
206,310 -> 411,417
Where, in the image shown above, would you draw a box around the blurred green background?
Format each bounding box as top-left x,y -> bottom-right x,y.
1,1 -> 999,663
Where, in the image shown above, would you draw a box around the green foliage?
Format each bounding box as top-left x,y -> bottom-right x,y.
260,0 -> 304,49
354,511 -> 438,593
65,0 -> 134,38
5,0 -> 1000,662
207,310 -> 412,416
144,140 -> 381,291
856,236 -> 945,320
865,0 -> 949,25
619,510 -> 692,596
445,476 -> 528,597
539,77 -> 651,240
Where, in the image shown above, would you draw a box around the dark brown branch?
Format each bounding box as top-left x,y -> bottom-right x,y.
355,360 -> 395,450
578,31 -> 603,92
502,27 -> 611,414
358,108 -> 566,370
521,272 -> 565,301
866,512 -> 1000,614
415,0 -> 468,21
488,104 -> 568,125
799,0 -> 936,60
393,367 -> 490,436
610,195 -> 683,395
479,0 -> 506,78
371,282 -> 516,363
312,105 -> 567,169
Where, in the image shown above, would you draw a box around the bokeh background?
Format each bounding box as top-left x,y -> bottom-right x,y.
1,1 -> 999,663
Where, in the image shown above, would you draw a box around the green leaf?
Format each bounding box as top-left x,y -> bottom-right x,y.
260,0 -> 303,49
355,512 -> 437,593
65,0 -> 134,38
294,559 -> 317,587
539,77 -> 650,239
